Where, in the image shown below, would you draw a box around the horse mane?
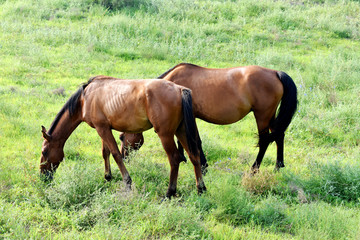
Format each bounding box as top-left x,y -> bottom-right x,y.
157,63 -> 200,79
47,78 -> 94,135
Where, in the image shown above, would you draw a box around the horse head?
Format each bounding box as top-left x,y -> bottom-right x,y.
40,126 -> 64,181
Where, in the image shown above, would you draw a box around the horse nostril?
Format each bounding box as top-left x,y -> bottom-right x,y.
40,170 -> 54,182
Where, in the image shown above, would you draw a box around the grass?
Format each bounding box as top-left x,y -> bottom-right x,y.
1,0 -> 360,239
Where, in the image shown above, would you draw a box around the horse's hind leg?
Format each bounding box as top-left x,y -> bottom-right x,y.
158,134 -> 183,198
251,129 -> 271,172
176,126 -> 206,195
198,138 -> 208,175
251,110 -> 274,172
96,126 -> 132,189
101,140 -> 112,181
274,132 -> 285,169
177,139 -> 186,163
177,134 -> 208,175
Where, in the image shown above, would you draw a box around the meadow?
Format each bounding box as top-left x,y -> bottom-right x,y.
1,0 -> 360,239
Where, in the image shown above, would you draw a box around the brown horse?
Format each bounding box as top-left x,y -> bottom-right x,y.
40,76 -> 206,198
119,63 -> 298,172
119,132 -> 144,159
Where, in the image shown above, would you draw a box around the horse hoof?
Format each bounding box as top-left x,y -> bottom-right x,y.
104,174 -> 112,181
123,176 -> 132,190
251,167 -> 259,175
165,189 -> 177,199
197,185 -> 207,195
161,194 -> 176,202
125,184 -> 132,192
275,162 -> 285,171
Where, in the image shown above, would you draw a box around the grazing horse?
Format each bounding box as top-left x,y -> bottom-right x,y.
119,132 -> 144,159
40,76 -> 206,198
119,63 -> 298,172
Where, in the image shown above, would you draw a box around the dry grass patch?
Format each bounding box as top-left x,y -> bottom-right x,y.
241,169 -> 279,195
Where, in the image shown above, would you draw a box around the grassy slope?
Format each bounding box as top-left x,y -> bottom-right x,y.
1,0 -> 360,239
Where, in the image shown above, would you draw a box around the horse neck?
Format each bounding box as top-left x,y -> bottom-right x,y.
50,110 -> 82,147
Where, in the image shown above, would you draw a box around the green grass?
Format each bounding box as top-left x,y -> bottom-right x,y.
1,0 -> 360,239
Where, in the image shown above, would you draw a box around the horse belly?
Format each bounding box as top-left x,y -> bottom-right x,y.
196,104 -> 250,124
111,113 -> 152,133
105,103 -> 152,133
194,91 -> 251,125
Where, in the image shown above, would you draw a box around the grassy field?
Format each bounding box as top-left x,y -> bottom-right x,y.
1,0 -> 360,239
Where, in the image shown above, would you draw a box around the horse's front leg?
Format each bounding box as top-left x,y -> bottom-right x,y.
96,126 -> 132,190
101,140 -> 112,181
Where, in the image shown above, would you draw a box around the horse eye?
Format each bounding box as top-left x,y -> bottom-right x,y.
42,151 -> 48,157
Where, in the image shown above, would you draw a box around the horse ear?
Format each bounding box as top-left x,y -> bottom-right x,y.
41,126 -> 51,141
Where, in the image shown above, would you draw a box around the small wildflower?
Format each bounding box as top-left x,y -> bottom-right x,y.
228,157 -> 231,160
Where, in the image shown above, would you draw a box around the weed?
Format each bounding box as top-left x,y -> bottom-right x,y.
241,169 -> 279,195
210,178 -> 255,226
253,195 -> 291,232
43,163 -> 106,210
302,161 -> 360,203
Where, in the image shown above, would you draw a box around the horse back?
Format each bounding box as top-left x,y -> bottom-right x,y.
82,78 -> 152,132
161,64 -> 283,124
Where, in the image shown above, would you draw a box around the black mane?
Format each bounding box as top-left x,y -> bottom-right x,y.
47,78 -> 94,135
157,63 -> 200,79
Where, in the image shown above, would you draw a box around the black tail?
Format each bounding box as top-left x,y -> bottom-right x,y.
181,88 -> 199,156
270,71 -> 298,138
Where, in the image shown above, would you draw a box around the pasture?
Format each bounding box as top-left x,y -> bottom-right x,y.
1,0 -> 360,239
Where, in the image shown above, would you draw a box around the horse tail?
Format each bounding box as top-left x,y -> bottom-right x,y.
270,71 -> 298,139
181,88 -> 199,156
